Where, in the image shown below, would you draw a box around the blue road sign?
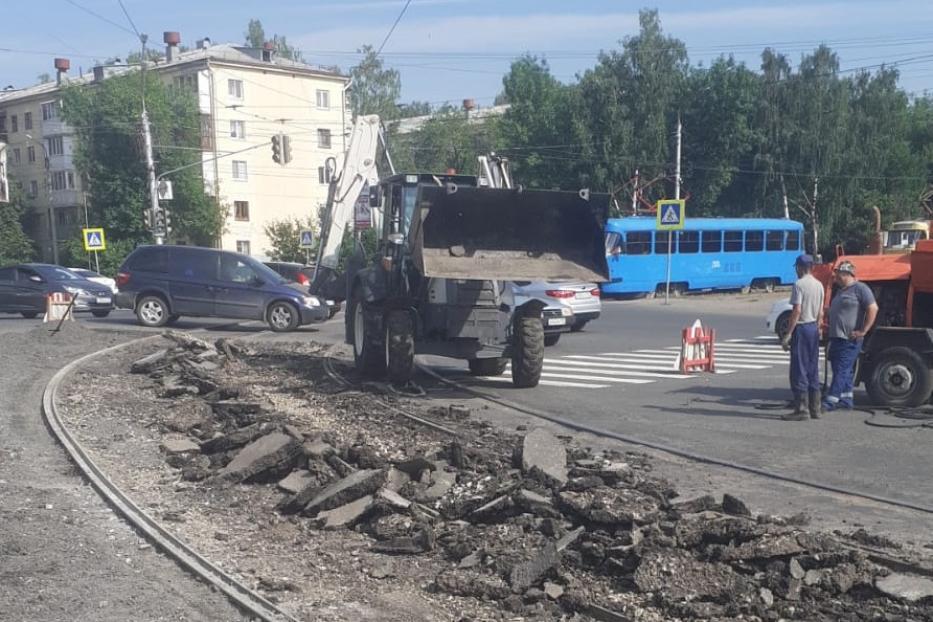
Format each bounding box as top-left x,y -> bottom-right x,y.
656,199 -> 685,231
299,229 -> 315,249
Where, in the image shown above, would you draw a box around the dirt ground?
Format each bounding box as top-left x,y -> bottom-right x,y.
0,322 -> 248,622
56,332 -> 933,622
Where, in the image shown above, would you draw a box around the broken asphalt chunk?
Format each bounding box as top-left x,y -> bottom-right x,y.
521,429 -> 567,487
216,432 -> 302,484
298,468 -> 386,517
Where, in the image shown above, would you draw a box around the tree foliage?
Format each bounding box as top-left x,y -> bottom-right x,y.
349,45 -> 401,120
0,184 -> 35,265
61,71 -> 224,252
244,19 -> 303,62
263,216 -> 317,263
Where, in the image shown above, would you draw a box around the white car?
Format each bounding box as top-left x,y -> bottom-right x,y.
765,298 -> 793,340
68,267 -> 118,294
511,281 -> 601,332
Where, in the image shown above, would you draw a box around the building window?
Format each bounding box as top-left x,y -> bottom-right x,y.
234,200 -> 250,221
11,115 -> 18,133
29,180 -> 38,197
24,112 -> 32,130
230,120 -> 246,139
12,148 -> 20,164
47,136 -> 64,156
0,114 -> 6,133
317,128 -> 332,149
199,114 -> 214,150
27,146 -> 36,163
41,101 -> 59,121
228,79 -> 244,99
236,240 -> 251,255
316,90 -> 330,109
67,171 -> 75,189
51,171 -> 68,191
232,160 -> 248,181
57,209 -> 68,226
318,166 -> 329,184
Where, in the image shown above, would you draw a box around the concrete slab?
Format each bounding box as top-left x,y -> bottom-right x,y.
522,429 -> 567,487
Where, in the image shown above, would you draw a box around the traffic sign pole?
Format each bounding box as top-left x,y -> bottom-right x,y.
666,116 -> 683,306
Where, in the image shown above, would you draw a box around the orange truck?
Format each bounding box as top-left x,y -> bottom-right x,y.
820,240 -> 933,406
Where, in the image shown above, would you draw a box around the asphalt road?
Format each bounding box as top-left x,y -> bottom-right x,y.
8,293 -> 930,517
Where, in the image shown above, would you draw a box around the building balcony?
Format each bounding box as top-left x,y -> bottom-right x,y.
41,118 -> 70,136
50,189 -> 83,207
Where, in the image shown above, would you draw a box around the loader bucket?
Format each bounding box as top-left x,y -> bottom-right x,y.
413,185 -> 610,282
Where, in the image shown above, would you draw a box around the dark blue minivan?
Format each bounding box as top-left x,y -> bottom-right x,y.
115,245 -> 328,332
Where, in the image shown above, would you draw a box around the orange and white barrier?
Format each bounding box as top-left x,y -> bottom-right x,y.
678,319 -> 716,374
44,292 -> 75,323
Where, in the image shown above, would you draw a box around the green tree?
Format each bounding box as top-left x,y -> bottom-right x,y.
264,216 -> 317,263
61,71 -> 224,250
349,45 -> 401,120
244,19 -> 303,62
0,184 -> 35,265
392,109 -> 500,174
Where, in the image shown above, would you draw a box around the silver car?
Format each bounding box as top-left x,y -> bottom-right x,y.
510,281 -> 601,332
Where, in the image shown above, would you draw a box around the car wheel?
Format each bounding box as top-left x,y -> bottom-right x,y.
511,313 -> 544,388
468,358 -> 508,376
385,310 -> 415,384
21,311 -> 39,319
570,320 -> 589,333
350,287 -> 386,378
91,310 -> 111,318
136,295 -> 169,328
267,301 -> 299,332
544,333 -> 561,347
866,347 -> 933,407
775,311 -> 791,341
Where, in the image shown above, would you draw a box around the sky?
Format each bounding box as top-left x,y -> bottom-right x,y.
3,0 -> 933,106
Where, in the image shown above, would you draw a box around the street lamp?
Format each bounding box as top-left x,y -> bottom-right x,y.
24,133 -> 58,264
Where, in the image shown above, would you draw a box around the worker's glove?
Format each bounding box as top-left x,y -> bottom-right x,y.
781,336 -> 791,352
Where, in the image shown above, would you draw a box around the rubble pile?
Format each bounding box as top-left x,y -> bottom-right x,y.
132,334 -> 933,621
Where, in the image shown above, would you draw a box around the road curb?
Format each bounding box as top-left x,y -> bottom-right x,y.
41,333 -> 298,622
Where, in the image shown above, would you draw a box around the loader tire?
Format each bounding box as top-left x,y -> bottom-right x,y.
866,347 -> 933,408
385,310 -> 415,385
468,358 -> 508,377
511,315 -> 544,388
350,287 -> 386,378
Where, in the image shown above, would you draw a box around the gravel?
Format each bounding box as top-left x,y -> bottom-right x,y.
0,322 -> 248,622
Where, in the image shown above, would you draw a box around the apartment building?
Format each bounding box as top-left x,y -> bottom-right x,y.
0,34 -> 349,262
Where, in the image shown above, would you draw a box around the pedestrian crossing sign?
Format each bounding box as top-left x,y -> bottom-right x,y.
656,199 -> 685,231
299,229 -> 315,249
82,228 -> 106,252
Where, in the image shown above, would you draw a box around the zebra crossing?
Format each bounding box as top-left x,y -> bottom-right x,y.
458,335 -> 808,389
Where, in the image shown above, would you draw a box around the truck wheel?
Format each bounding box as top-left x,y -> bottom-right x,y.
385,310 -> 414,384
350,288 -> 386,378
544,333 -> 561,347
866,347 -> 933,407
511,315 -> 544,388
468,358 -> 508,376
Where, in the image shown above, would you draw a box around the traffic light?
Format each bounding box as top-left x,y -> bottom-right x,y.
143,208 -> 153,229
282,135 -> 292,164
153,208 -> 166,234
271,134 -> 282,164
163,206 -> 173,235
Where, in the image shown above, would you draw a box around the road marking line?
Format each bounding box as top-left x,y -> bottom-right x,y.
543,364 -> 692,379
490,375 -> 609,388
539,372 -> 653,384
631,350 -> 790,365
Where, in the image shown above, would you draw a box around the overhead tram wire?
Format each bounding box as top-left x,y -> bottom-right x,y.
62,0 -> 137,36
375,0 -> 414,58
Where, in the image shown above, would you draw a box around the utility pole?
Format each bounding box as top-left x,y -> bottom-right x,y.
664,115 -> 682,305
631,169 -> 639,215
138,34 -> 162,245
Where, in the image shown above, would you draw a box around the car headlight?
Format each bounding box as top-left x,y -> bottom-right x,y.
301,296 -> 321,308
560,307 -> 573,317
63,286 -> 86,295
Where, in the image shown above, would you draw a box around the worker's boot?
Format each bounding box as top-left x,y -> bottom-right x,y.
808,390 -> 822,419
782,395 -> 808,421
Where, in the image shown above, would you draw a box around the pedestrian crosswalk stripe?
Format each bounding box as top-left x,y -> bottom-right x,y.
484,375 -> 609,389
628,351 -> 784,366
541,372 -> 653,385
543,364 -> 693,380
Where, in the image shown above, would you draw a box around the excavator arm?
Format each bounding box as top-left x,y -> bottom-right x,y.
310,114 -> 382,296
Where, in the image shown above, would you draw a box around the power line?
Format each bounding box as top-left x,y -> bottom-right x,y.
116,0 -> 141,38
62,0 -> 136,37
375,0 -> 413,57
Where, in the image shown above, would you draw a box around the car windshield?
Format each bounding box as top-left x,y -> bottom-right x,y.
42,267 -> 82,281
